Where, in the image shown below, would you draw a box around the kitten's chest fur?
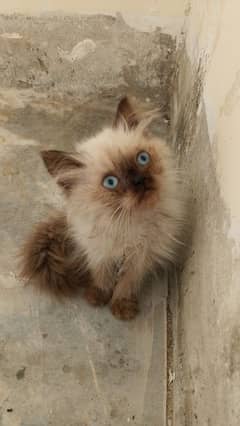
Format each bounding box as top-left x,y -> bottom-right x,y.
69,208 -> 153,266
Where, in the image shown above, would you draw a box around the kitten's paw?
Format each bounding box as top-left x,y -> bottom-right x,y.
84,286 -> 111,307
111,298 -> 139,321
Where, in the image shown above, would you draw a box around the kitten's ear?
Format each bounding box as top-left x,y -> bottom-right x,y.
113,96 -> 139,130
41,150 -> 84,194
41,150 -> 83,176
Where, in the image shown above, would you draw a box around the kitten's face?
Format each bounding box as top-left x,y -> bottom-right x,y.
101,146 -> 160,210
41,97 -> 172,215
79,130 -> 164,212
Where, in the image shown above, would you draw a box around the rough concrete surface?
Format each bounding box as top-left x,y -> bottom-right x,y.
0,14 -> 176,426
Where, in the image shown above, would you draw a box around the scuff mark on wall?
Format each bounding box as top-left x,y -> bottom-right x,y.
220,70 -> 240,117
228,220 -> 240,261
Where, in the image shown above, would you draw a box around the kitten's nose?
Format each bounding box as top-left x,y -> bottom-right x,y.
132,174 -> 145,186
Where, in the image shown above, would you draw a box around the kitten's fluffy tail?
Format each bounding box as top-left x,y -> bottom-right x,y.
19,213 -> 92,298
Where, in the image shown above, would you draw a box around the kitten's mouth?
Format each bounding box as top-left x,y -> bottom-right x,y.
135,187 -> 155,205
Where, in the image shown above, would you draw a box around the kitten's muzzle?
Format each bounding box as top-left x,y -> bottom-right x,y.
124,169 -> 154,194
131,173 -> 153,194
132,174 -> 145,187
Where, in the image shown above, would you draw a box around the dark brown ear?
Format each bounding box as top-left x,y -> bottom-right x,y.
41,150 -> 84,194
113,96 -> 139,130
41,150 -> 84,177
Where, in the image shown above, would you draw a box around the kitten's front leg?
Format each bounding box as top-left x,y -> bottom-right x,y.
111,258 -> 147,321
84,262 -> 115,307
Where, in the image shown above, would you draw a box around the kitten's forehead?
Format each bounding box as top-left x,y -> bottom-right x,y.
77,127 -> 163,170
78,127 -> 140,152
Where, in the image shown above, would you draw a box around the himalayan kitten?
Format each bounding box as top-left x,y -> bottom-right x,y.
21,97 -> 184,320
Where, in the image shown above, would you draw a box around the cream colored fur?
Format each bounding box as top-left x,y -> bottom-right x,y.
63,124 -> 184,300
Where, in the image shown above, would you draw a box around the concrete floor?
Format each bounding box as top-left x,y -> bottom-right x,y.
0,14 -> 175,426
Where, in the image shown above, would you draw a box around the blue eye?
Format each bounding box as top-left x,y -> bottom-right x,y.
136,151 -> 150,166
103,175 -> 119,190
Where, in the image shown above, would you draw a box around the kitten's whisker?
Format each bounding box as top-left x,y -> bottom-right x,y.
110,205 -> 123,222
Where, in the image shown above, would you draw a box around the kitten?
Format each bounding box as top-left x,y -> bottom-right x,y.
20,97 -> 184,320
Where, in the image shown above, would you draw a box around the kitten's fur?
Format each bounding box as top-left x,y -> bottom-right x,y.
21,97 -> 184,320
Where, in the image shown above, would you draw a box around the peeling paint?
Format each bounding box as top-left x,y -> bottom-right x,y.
58,39 -> 96,62
0,32 -> 23,39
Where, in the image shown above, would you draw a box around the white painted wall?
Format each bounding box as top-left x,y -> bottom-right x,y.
0,0 -> 187,15
185,0 -> 240,254
174,3 -> 240,424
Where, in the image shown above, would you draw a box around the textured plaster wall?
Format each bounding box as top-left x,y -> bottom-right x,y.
172,1 -> 240,425
0,0 -> 188,35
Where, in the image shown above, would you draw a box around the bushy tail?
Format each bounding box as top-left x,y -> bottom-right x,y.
20,213 -> 92,298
